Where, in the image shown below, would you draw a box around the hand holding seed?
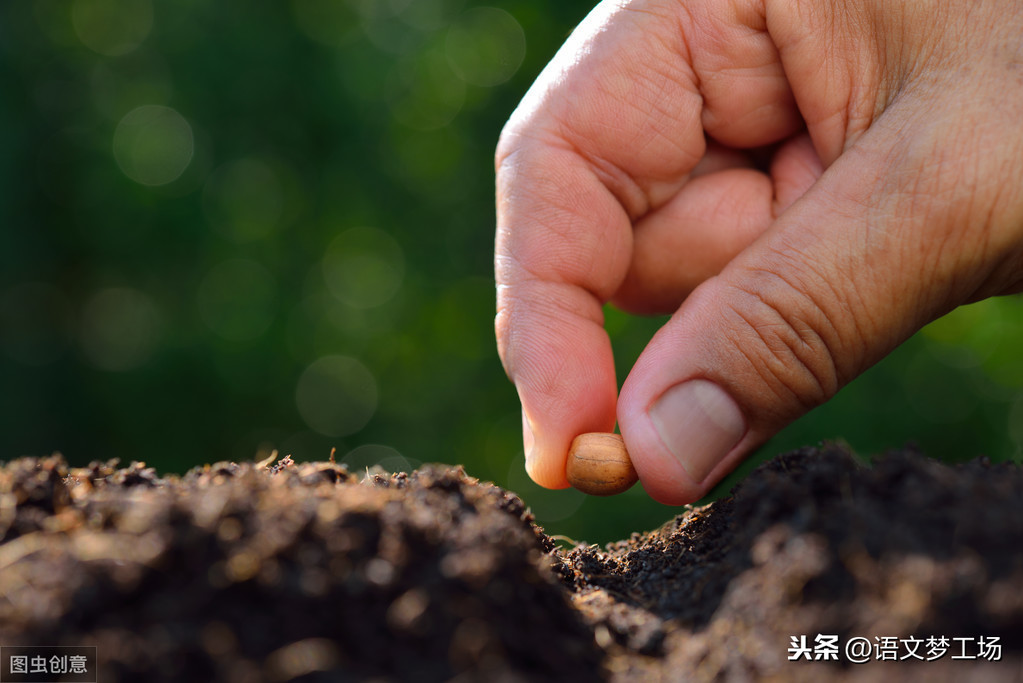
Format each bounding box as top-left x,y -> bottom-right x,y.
566,433 -> 638,496
496,0 -> 1023,504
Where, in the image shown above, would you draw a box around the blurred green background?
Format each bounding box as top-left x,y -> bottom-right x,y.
1,0 -> 1021,545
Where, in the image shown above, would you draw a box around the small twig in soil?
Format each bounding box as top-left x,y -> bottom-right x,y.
268,454 -> 294,475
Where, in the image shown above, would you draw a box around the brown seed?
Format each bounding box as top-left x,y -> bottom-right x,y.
566,432 -> 638,496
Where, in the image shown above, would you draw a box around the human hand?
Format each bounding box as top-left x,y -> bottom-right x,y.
495,0 -> 1023,503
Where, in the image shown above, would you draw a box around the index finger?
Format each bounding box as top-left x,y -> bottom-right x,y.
495,3 -> 705,488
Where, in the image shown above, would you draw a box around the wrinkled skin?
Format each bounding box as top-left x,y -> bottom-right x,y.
495,0 -> 1023,504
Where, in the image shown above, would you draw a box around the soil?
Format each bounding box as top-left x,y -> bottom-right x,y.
0,443 -> 1020,682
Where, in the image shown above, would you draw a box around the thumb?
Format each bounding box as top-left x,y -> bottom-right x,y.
617,112 -> 1003,505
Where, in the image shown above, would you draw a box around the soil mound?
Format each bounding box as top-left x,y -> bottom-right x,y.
1,444 -> 1019,681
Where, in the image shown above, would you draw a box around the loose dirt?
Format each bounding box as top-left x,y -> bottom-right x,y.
1,443 -> 1019,681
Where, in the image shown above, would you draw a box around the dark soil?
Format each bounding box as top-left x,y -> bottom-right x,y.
1,444 -> 1020,682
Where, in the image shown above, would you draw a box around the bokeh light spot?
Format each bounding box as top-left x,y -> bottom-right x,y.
113,105 -> 194,186
295,355 -> 378,437
445,7 -> 525,87
80,287 -> 162,372
322,227 -> 405,310
72,0 -> 153,56
0,283 -> 71,366
203,158 -> 285,243
198,259 -> 278,342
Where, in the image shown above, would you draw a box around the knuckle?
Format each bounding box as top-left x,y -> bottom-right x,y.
718,268 -> 846,414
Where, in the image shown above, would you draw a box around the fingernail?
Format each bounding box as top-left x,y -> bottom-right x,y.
521,409 -> 536,465
649,380 -> 746,484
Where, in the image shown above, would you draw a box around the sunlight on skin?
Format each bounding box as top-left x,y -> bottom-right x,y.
496,0 -> 1023,503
